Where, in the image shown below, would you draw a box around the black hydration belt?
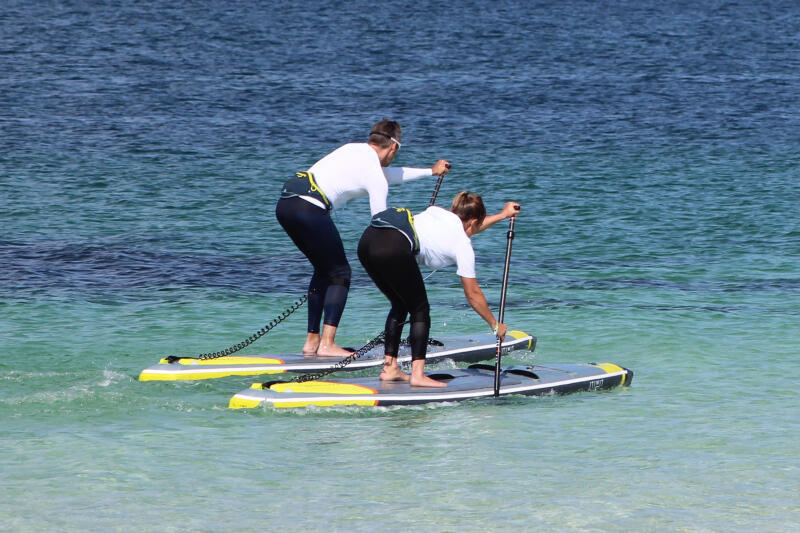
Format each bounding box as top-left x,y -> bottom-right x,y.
370,207 -> 420,254
280,171 -> 331,210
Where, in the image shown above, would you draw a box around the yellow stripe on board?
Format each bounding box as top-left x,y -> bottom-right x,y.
268,381 -> 378,395
228,395 -> 264,409
507,330 -> 532,350
273,398 -> 379,408
138,367 -> 286,382
156,356 -> 286,366
594,362 -> 627,386
229,382 -> 379,409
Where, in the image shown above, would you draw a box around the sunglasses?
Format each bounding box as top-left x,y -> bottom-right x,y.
370,130 -> 402,149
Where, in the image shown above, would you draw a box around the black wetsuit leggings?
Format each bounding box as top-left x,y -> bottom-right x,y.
275,196 -> 351,333
357,226 -> 430,361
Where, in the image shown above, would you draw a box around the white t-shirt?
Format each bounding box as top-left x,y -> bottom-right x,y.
307,143 -> 431,216
413,206 -> 477,279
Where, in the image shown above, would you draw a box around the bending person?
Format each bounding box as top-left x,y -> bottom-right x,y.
357,192 -> 520,387
276,119 -> 450,356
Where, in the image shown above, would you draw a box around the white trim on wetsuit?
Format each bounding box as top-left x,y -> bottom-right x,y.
307,143 -> 432,216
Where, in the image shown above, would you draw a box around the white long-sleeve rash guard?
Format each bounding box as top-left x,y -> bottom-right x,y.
307,143 -> 432,216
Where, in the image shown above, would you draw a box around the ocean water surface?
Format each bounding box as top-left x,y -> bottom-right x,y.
2,1 -> 798,531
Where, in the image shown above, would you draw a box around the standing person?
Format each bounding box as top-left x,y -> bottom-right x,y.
357,192 -> 520,387
275,119 -> 451,357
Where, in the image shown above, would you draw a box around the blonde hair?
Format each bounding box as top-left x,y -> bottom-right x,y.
450,191 -> 486,226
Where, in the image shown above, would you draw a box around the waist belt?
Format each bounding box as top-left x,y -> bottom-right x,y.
280,171 -> 331,210
370,207 -> 420,255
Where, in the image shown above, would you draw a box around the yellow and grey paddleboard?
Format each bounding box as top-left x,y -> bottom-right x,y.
139,331 -> 535,381
229,362 -> 633,409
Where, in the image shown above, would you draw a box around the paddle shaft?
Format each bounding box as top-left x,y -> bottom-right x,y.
493,216 -> 516,396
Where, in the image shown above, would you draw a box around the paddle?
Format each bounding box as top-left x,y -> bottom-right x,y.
428,163 -> 451,207
493,214 -> 516,397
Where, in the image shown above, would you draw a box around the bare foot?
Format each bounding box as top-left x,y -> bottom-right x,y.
302,343 -> 319,356
380,365 -> 410,381
302,333 -> 320,356
409,374 -> 447,388
315,344 -> 355,357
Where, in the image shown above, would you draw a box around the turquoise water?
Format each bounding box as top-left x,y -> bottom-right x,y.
2,1 -> 799,531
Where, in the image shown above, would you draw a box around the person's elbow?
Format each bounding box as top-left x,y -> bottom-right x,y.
461,277 -> 483,303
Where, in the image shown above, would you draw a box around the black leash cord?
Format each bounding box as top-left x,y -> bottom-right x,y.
292,329 -> 389,383
287,333 -> 442,384
290,317 -> 421,383
165,295 -> 307,363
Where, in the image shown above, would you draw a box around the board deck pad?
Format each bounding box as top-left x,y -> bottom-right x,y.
228,362 -> 633,409
139,330 -> 535,381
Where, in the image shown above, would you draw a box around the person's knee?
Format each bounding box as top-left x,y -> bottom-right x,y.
329,263 -> 351,287
409,302 -> 430,324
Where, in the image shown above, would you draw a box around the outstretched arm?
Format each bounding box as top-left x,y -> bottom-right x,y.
461,276 -> 507,340
476,202 -> 520,233
382,159 -> 451,184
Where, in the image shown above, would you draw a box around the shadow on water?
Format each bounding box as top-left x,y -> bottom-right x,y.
0,239 -> 312,297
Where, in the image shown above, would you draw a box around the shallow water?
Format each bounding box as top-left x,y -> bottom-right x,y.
2,1 -> 799,531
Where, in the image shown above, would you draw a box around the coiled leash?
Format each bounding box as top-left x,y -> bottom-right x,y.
165,295 -> 307,363
262,318 -> 418,385
289,328 -> 392,383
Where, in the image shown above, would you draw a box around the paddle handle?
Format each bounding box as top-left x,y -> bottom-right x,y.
494,216 -> 516,396
428,164 -> 450,207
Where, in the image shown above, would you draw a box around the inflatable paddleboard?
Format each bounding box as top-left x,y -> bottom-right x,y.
228,362 -> 633,409
139,330 -> 535,381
